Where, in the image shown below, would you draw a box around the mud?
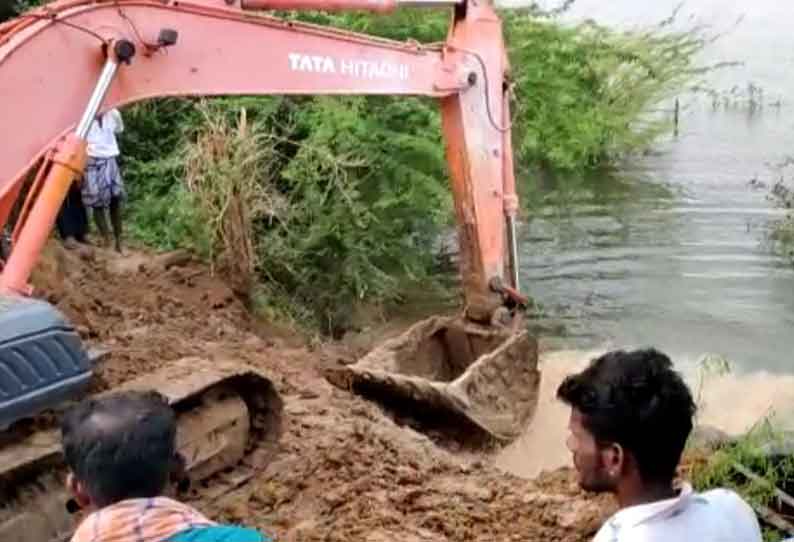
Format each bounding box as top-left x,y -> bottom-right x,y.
325,315 -> 541,447
496,351 -> 592,478
29,241 -> 614,541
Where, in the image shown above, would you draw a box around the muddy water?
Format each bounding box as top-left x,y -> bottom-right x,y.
494,2 -> 794,477
496,351 -> 794,478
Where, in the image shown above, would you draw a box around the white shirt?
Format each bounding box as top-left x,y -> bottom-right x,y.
86,108 -> 124,158
594,483 -> 763,542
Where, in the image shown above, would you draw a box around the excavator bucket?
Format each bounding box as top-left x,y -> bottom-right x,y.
324,315 -> 540,442
0,357 -> 282,542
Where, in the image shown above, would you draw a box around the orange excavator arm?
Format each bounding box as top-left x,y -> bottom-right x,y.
0,0 -> 523,321
0,8 -> 539,520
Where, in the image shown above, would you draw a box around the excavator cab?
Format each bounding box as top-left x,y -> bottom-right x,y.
0,295 -> 91,430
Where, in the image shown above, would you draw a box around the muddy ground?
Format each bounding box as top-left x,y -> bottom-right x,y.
31,241 -> 613,542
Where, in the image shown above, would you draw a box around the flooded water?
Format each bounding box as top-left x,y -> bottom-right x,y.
493,1 -> 794,477
512,1 -> 794,373
497,350 -> 794,478
522,109 -> 794,372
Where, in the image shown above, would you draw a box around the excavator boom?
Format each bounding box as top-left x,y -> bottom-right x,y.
0,0 -> 520,317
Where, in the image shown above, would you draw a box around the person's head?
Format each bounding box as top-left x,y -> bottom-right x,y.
61,390 -> 180,510
557,348 -> 696,494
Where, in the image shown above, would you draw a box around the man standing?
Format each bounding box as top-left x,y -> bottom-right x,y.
62,390 -> 269,542
557,348 -> 762,541
0,225 -> 10,264
82,108 -> 126,253
56,182 -> 89,249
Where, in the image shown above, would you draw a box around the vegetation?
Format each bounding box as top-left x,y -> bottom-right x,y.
506,10 -> 708,172
762,158 -> 794,265
5,1 -> 709,332
706,82 -> 782,112
686,356 -> 794,542
689,419 -> 794,542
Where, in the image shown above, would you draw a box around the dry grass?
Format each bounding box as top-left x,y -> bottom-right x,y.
183,103 -> 286,293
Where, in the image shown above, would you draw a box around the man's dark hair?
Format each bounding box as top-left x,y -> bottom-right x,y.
61,390 -> 177,507
557,348 -> 696,483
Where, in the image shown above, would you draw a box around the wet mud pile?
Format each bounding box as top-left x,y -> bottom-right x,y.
30,241 -> 613,541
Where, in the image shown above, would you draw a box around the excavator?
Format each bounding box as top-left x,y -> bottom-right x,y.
0,0 -> 540,539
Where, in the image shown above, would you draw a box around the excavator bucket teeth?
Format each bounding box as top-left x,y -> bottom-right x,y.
324,315 -> 540,442
0,358 -> 282,542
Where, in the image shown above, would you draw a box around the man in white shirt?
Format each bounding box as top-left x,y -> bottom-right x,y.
557,348 -> 763,541
82,108 -> 125,253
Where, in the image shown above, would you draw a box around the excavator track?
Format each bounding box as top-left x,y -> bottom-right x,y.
324,315 -> 540,443
0,357 -> 282,542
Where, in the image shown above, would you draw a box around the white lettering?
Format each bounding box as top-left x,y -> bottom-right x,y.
288,53 -> 301,71
341,59 -> 355,76
298,55 -> 313,72
287,52 -> 409,81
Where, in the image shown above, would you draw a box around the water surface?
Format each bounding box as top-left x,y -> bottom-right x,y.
512,1 -> 794,373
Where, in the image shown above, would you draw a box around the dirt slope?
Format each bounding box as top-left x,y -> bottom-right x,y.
31,241 -> 613,541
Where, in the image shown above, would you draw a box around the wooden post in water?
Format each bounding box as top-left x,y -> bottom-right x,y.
673,98 -> 680,137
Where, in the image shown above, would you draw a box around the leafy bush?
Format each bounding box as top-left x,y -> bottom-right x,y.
685,356 -> 794,542
120,99 -> 205,251
689,419 -> 794,542
148,94 -> 449,332
504,10 -> 708,172
257,95 -> 449,333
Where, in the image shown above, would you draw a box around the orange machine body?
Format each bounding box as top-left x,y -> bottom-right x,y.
0,0 -> 520,320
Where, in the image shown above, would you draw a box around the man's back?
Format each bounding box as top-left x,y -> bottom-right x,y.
62,392 -> 269,542
594,484 -> 762,542
165,525 -> 266,542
